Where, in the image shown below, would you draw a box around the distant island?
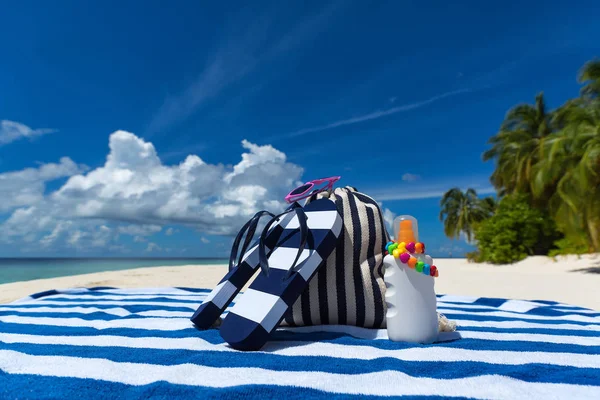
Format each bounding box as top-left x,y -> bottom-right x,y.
439,59 -> 600,264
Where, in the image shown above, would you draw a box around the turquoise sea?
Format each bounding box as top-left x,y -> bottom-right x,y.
0,258 -> 227,285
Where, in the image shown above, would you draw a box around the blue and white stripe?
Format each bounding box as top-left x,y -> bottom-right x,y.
190,211 -> 297,329
1,286 -> 599,399
219,198 -> 343,351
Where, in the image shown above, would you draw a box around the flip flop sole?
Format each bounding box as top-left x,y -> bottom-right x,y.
219,198 -> 342,350
190,211 -> 297,329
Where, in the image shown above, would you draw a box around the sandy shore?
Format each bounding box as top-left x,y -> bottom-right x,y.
1,255 -> 599,310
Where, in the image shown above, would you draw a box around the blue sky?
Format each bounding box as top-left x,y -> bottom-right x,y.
1,1 -> 599,257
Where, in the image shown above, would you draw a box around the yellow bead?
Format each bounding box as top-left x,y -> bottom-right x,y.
396,243 -> 406,253
392,248 -> 401,258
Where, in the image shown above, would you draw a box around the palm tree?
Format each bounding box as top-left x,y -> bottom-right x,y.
533,99 -> 600,251
483,92 -> 553,200
439,188 -> 495,243
578,59 -> 600,99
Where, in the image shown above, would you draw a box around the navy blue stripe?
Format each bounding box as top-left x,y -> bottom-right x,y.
0,303 -> 199,313
26,297 -> 203,304
173,287 -> 211,293
365,205 -> 385,328
2,342 -> 598,386
444,312 -> 600,326
436,296 -> 584,310
457,325 -> 600,337
30,290 -> 210,298
270,331 -> 600,354
250,269 -> 308,306
317,252 -> 330,325
0,311 -> 174,321
26,287 -> 120,300
355,192 -> 389,311
334,191 -> 347,325
439,306 -> 600,319
29,289 -> 60,299
0,322 -> 218,341
375,205 -> 387,323
0,374 -> 461,400
300,283 -> 313,325
4,321 -> 598,355
3,308 -> 596,337
86,286 -> 120,290
347,190 -> 366,328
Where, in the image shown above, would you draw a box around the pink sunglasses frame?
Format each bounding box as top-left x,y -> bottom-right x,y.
284,176 -> 341,204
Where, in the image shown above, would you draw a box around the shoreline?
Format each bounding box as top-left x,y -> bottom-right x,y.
0,255 -> 599,310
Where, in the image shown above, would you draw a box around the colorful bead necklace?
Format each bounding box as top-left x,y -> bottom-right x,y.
385,240 -> 439,277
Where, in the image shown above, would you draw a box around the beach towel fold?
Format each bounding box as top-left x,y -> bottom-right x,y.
1,287 -> 599,399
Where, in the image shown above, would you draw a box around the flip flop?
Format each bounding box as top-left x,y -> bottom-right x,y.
190,205 -> 301,329
219,198 -> 342,351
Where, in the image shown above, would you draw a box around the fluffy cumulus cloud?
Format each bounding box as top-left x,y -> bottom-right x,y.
0,131 -> 305,252
0,157 -> 87,212
0,120 -> 57,146
382,207 -> 396,235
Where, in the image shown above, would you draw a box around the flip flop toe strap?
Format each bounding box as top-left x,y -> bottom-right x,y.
258,203 -> 308,278
229,210 -> 276,271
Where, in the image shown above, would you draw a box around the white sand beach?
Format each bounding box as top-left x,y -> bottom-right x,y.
1,255 -> 599,310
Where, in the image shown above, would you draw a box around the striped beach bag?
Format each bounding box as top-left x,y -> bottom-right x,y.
282,186 -> 389,328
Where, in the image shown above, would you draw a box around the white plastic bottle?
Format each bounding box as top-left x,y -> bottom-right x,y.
384,215 -> 438,344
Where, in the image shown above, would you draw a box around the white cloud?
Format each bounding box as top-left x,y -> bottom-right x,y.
366,180 -> 496,202
0,157 -> 87,212
438,245 -> 469,256
285,88 -> 476,138
401,173 -> 420,182
200,237 -> 210,244
146,4 -> 339,136
0,120 -> 57,146
117,225 -> 162,236
382,207 -> 396,234
165,228 -> 176,236
0,131 -> 304,251
146,242 -> 161,252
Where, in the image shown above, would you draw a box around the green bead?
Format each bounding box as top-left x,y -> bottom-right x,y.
388,243 -> 398,252
416,261 -> 424,272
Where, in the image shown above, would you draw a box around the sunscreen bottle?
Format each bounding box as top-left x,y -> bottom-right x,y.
384,215 -> 438,343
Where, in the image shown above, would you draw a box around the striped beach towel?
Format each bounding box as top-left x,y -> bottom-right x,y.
1,287 -> 599,399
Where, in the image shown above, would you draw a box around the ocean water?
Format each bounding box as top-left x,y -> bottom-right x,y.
0,258 -> 227,285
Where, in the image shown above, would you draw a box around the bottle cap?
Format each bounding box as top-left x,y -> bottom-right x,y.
394,215 -> 419,243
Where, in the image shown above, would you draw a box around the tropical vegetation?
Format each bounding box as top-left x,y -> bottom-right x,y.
440,59 -> 600,264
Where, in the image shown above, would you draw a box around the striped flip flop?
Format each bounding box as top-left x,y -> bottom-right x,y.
219,198 -> 343,351
190,205 -> 301,329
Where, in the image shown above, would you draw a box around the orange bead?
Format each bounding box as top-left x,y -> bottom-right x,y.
415,242 -> 423,254
434,269 -> 439,277
407,257 -> 417,268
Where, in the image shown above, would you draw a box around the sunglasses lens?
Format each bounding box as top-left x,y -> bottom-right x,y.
290,184 -> 311,196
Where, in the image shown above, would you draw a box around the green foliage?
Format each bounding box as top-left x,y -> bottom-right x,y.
476,58 -> 600,255
473,195 -> 561,264
465,250 -> 483,263
548,237 -> 590,257
441,59 -> 600,260
439,188 -> 495,243
578,59 -> 600,99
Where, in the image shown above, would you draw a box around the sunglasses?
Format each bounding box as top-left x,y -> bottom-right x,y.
285,176 -> 341,204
